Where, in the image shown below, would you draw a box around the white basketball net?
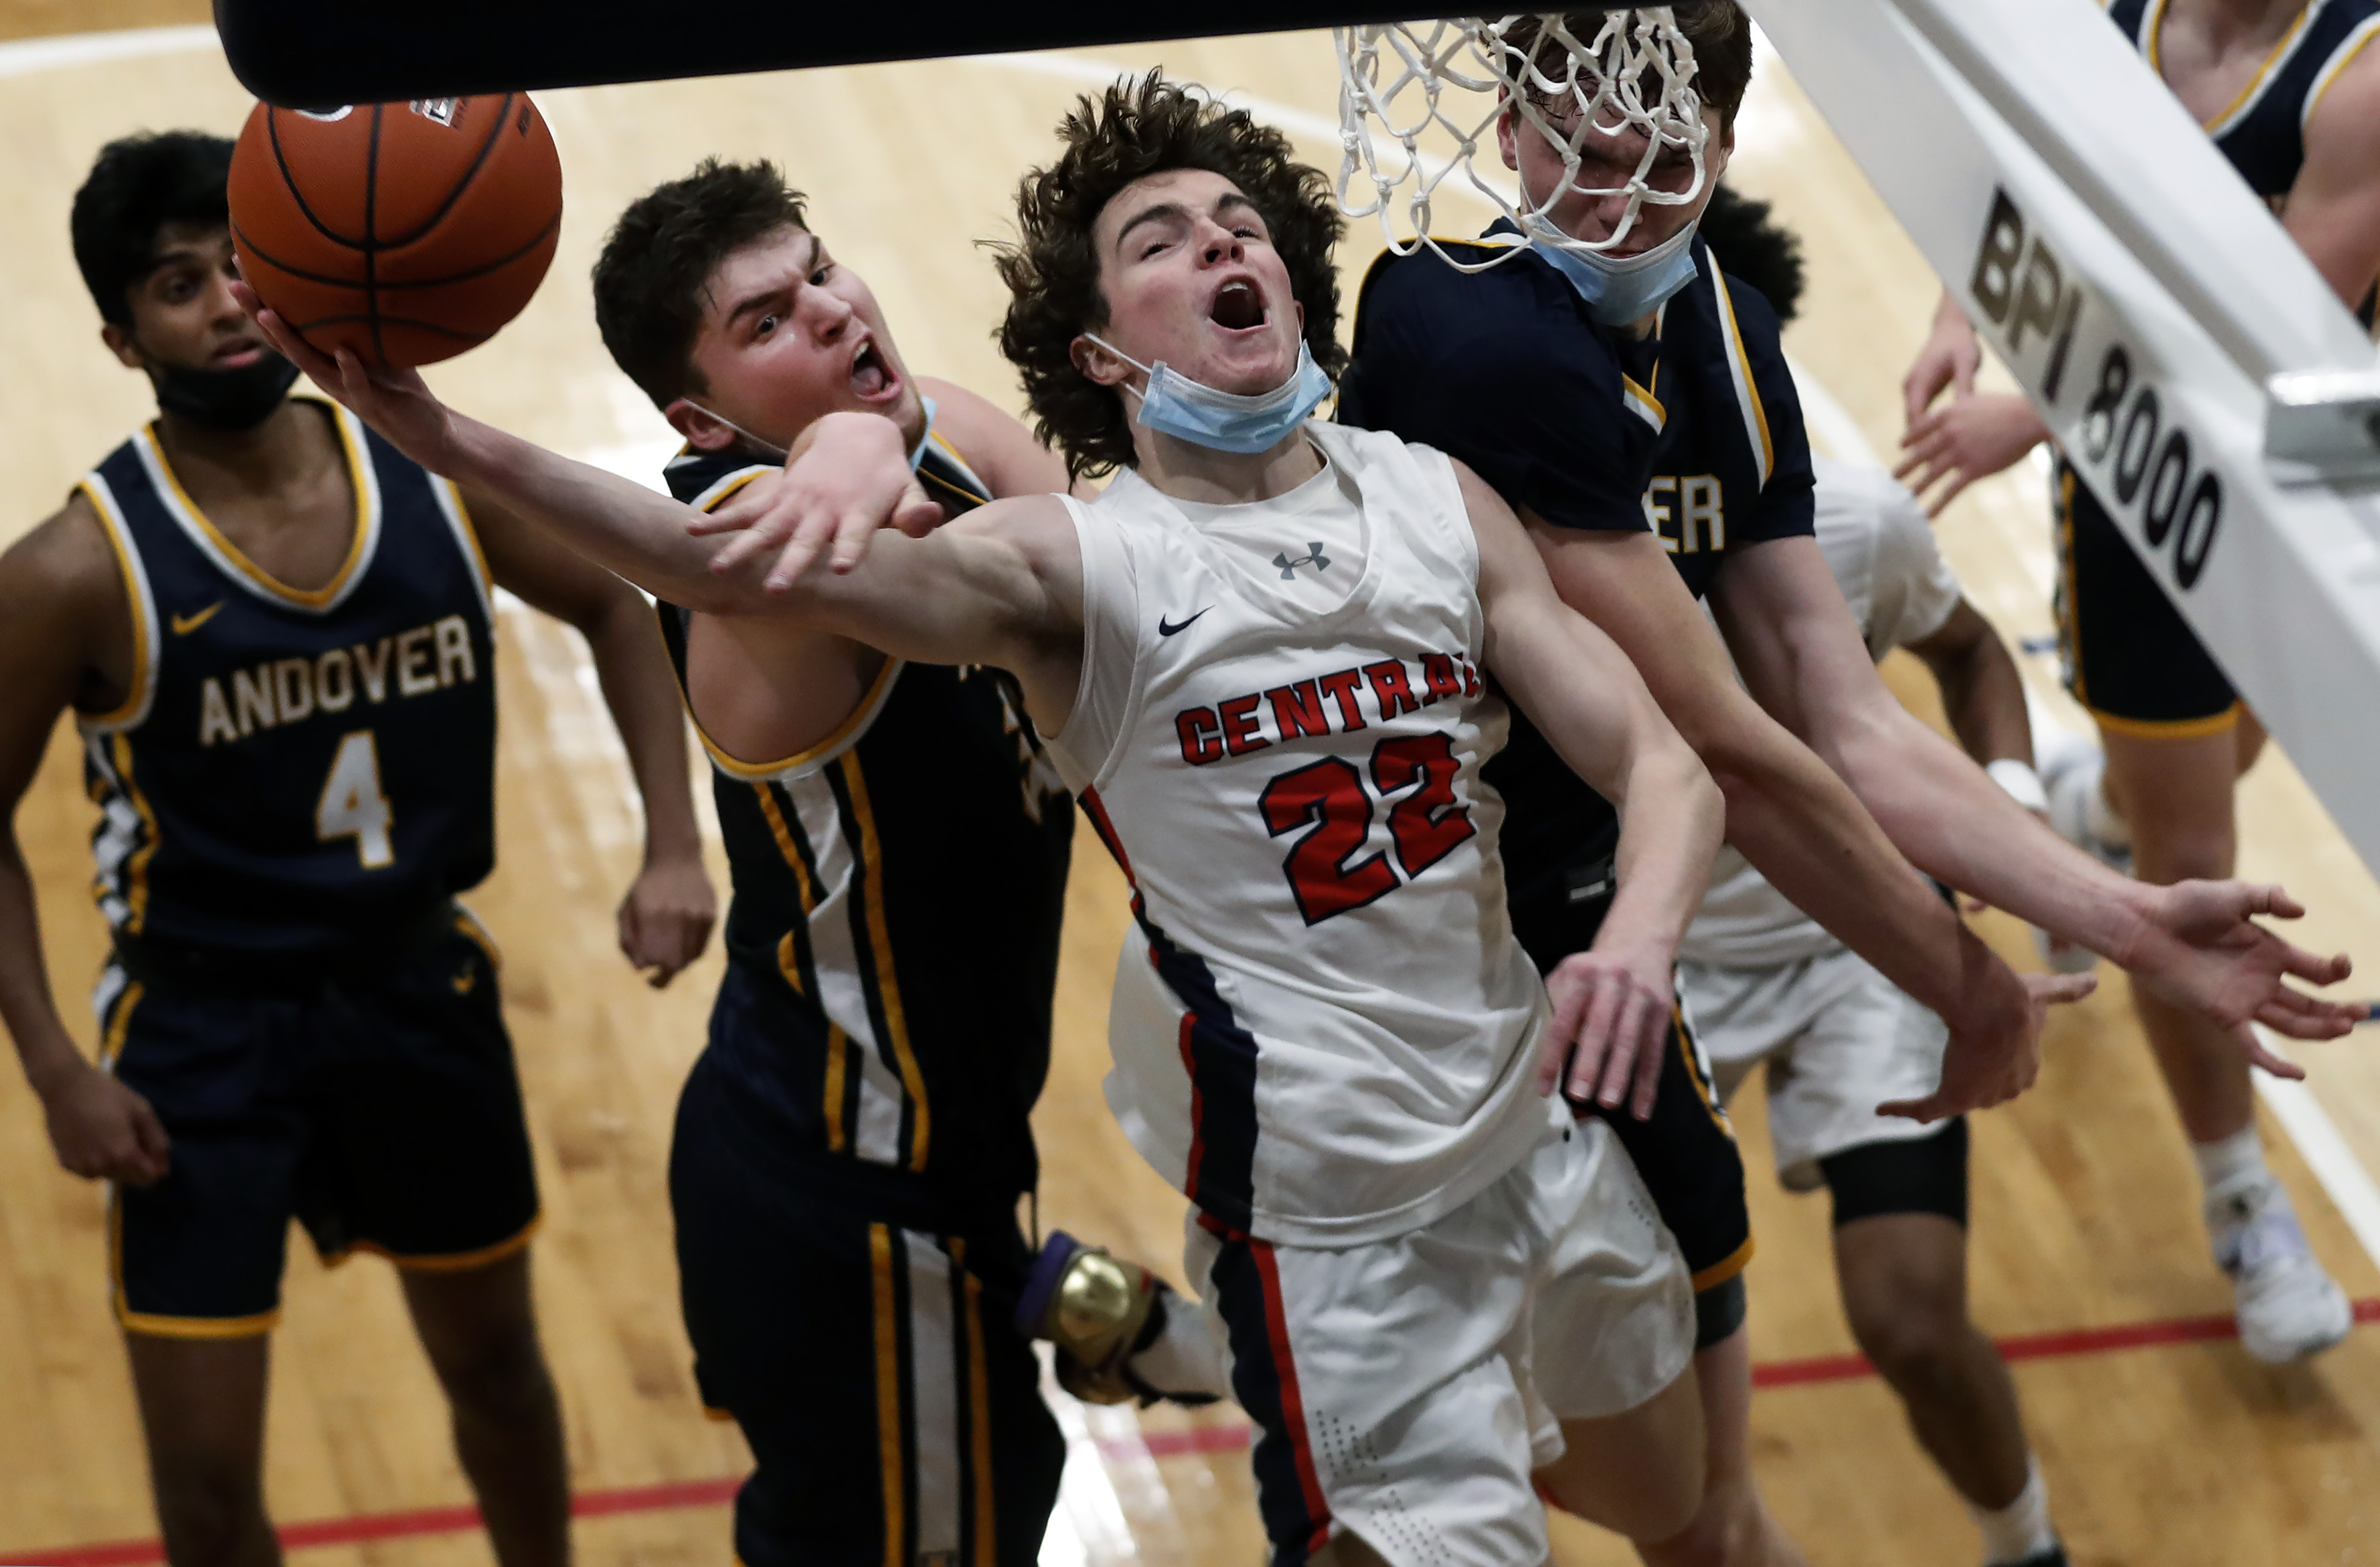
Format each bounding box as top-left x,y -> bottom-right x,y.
1335,11 -> 1709,272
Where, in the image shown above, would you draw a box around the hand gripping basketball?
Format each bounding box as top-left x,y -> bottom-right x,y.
236,280 -> 462,475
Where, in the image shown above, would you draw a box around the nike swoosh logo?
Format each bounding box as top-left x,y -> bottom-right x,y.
1158,608 -> 1213,637
170,602 -> 224,636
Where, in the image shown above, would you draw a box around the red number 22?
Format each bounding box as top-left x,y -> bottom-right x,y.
1258,733 -> 1476,926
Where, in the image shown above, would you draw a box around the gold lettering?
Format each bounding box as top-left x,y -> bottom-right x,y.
352,638 -> 392,703
432,615 -> 475,686
396,626 -> 438,697
315,649 -> 355,713
232,666 -> 277,735
198,678 -> 238,747
1643,474 -> 1678,553
1681,475 -> 1724,554
273,657 -> 313,724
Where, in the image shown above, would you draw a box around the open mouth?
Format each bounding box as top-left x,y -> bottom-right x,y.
1209,281 -> 1266,331
850,339 -> 896,399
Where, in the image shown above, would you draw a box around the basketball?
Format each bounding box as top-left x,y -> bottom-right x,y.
228,95 -> 562,368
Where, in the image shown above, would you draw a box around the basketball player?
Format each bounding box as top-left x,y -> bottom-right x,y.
1681,188 -> 2069,1567
576,156 -> 1225,1566
0,130 -> 716,1567
1337,7 -> 2357,1564
1897,0 -> 2380,1362
251,73 -> 1748,1567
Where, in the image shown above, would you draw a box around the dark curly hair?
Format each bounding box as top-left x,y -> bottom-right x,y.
993,72 -> 1347,480
1697,183 -> 1806,324
71,130 -> 234,329
592,158 -> 809,409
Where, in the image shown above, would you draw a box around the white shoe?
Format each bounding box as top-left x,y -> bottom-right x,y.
2208,1172 -> 2354,1364
2031,737 -> 2124,973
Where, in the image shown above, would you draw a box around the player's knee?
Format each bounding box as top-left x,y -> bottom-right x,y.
1845,1285 -> 1970,1395
1636,1469 -> 1764,1567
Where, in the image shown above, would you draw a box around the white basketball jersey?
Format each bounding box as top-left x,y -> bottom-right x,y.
1045,420 -> 1551,1248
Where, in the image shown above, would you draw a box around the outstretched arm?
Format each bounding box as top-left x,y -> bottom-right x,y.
243,289 -> 1087,723
1527,519 -> 2081,1119
1462,465 -> 1724,1119
1712,533 -> 2355,1065
463,489 -> 717,986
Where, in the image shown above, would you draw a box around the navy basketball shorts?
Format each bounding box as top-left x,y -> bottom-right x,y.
671,1046 -> 1066,1567
2055,461 -> 2240,735
1511,877 -> 1754,1352
98,911 -> 539,1337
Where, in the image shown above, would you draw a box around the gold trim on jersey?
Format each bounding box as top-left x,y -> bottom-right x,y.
870,1224 -> 908,1567
2087,701 -> 2245,739
1691,1234 -> 1756,1293
110,1196 -> 282,1340
328,1215 -> 542,1273
100,733 -> 162,935
757,784 -> 865,1156
454,905 -> 505,972
73,474 -> 162,733
2146,0 -> 2320,134
841,752 -> 930,1173
1622,375 -> 1667,432
135,399 -> 382,613
1709,265 -> 1776,488
695,654 -> 905,781
2305,14 -> 2380,124
98,977 -> 144,1069
951,1236 -> 999,1564
679,460 -> 909,781
429,476 -> 496,622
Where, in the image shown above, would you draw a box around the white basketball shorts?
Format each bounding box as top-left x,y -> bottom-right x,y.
1679,945 -> 1948,1191
1183,1099 -> 1694,1566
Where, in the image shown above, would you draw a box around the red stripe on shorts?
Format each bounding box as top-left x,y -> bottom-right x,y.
1251,1239 -> 1333,1554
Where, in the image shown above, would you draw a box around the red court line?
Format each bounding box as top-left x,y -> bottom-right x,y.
13,1301 -> 2374,1564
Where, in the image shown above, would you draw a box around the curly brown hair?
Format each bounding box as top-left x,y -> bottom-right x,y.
993,72 -> 1347,480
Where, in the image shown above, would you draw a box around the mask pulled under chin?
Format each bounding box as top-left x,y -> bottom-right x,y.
1526,215 -> 1703,327
153,353 -> 303,432
1085,335 -> 1333,455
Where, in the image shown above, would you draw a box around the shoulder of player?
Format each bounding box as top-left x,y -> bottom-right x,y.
2302,23 -> 2380,165
0,491 -> 129,664
916,376 -> 1066,498
1361,250 -> 1594,363
3,490 -> 124,609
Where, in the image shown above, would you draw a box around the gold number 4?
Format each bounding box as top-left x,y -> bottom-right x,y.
317,729 -> 395,868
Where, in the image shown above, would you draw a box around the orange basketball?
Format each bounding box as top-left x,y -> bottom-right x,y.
228,94 -> 562,368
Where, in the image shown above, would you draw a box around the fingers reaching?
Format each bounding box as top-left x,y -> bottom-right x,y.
2238,1025 -> 2309,1081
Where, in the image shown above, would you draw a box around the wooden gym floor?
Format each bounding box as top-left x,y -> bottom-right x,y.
0,7 -> 2375,1563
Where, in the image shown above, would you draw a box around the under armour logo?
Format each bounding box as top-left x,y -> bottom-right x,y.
1273,543 -> 1331,580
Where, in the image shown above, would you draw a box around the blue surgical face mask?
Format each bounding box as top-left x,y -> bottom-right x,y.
687,395 -> 939,471
1526,214 -> 1703,327
1083,335 -> 1332,456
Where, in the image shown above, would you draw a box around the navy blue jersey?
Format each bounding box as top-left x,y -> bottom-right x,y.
1342,232 -> 1815,906
2108,0 -> 2378,323
2109,0 -> 2380,203
659,429 -> 1074,1211
76,399 -> 497,959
